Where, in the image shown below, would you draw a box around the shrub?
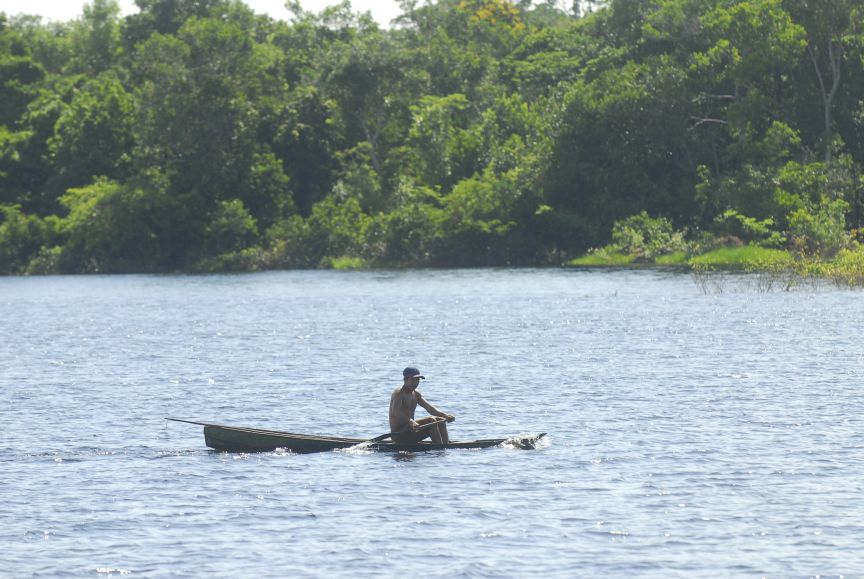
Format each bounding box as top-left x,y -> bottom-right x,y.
786,199 -> 850,258
809,245 -> 864,286
609,211 -> 688,261
203,199 -> 259,257
56,178 -> 177,273
436,170 -> 522,265
306,196 -> 370,266
0,204 -> 52,274
193,247 -> 269,273
263,216 -> 313,269
713,210 -> 785,248
266,196 -> 371,268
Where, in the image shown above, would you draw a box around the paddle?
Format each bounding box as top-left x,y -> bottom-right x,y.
365,431 -> 400,443
360,417 -> 447,445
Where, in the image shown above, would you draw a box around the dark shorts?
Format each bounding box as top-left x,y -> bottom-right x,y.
391,429 -> 431,444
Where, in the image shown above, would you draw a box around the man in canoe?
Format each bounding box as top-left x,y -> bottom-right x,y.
389,367 -> 455,444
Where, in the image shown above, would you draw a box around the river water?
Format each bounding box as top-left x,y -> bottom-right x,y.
2,269 -> 862,577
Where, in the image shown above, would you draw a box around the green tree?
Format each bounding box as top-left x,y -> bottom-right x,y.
544,59 -> 695,251
55,176 -> 179,272
396,0 -> 499,102
692,0 -> 806,151
304,195 -> 371,266
323,22 -> 425,193
2,77 -> 78,214
405,93 -> 478,190
0,41 -> 45,127
0,204 -> 52,273
266,87 -> 341,216
787,198 -> 850,257
202,199 -> 259,257
503,24 -> 585,99
47,72 -> 135,195
124,0 -> 232,47
131,14 -> 288,261
2,0 -> 864,272
783,0 -> 862,163
66,0 -> 123,74
436,167 -> 527,265
694,121 -> 804,224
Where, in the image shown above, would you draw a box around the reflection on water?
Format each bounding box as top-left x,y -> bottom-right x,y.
2,269 -> 863,577
391,452 -> 420,462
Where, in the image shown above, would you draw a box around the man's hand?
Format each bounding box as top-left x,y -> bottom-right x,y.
410,420 -> 421,432
444,414 -> 455,423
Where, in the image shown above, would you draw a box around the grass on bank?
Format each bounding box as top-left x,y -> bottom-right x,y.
566,249 -> 637,266
324,256 -> 367,270
567,242 -> 864,286
567,249 -> 689,266
687,246 -> 795,269
567,244 -> 796,270
806,247 -> 864,286
654,251 -> 689,265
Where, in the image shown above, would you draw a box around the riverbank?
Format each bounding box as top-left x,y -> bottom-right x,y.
566,243 -> 864,288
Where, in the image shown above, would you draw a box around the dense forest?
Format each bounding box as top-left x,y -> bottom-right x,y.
2,0 -> 864,274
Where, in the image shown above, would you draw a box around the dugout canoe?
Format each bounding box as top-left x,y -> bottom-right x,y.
167,419 -> 546,453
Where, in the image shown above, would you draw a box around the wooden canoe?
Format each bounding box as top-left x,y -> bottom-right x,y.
167,419 -> 546,453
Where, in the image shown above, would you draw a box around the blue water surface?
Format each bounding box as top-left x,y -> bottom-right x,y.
2,269 -> 863,577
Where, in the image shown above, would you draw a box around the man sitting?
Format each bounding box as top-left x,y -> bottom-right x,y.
389,367 -> 455,444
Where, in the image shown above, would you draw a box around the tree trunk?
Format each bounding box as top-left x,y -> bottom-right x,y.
808,41 -> 842,165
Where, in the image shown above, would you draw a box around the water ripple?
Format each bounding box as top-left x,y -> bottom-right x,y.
2,270 -> 863,576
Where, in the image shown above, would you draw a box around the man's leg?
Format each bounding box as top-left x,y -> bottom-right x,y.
429,425 -> 443,444
417,417 -> 447,444
437,420 -> 449,444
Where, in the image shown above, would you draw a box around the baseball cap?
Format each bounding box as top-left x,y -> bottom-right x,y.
403,367 -> 425,379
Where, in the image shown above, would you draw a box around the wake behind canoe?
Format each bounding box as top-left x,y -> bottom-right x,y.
167,419 -> 546,453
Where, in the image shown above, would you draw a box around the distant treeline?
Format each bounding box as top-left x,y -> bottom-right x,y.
2,0 -> 864,274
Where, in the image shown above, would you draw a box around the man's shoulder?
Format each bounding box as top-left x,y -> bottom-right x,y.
390,386 -> 420,400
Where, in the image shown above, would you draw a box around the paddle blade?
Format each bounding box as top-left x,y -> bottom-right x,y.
339,431 -> 396,454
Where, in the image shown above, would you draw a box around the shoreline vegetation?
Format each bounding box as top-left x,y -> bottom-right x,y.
568,243 -> 864,289
564,212 -> 864,288
3,1 -> 864,284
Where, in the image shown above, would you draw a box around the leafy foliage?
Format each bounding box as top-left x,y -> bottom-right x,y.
609,211 -> 689,260
0,204 -> 53,274
2,0 -> 864,274
786,198 -> 850,257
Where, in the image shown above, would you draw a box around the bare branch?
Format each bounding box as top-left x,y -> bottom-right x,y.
694,93 -> 736,101
688,117 -> 728,130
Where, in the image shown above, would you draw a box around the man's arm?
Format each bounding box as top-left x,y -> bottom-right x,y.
417,393 -> 455,422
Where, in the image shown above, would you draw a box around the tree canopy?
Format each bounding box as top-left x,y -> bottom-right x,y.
2,0 -> 864,273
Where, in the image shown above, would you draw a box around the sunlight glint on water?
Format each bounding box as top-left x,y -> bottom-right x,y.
2,269 -> 863,577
